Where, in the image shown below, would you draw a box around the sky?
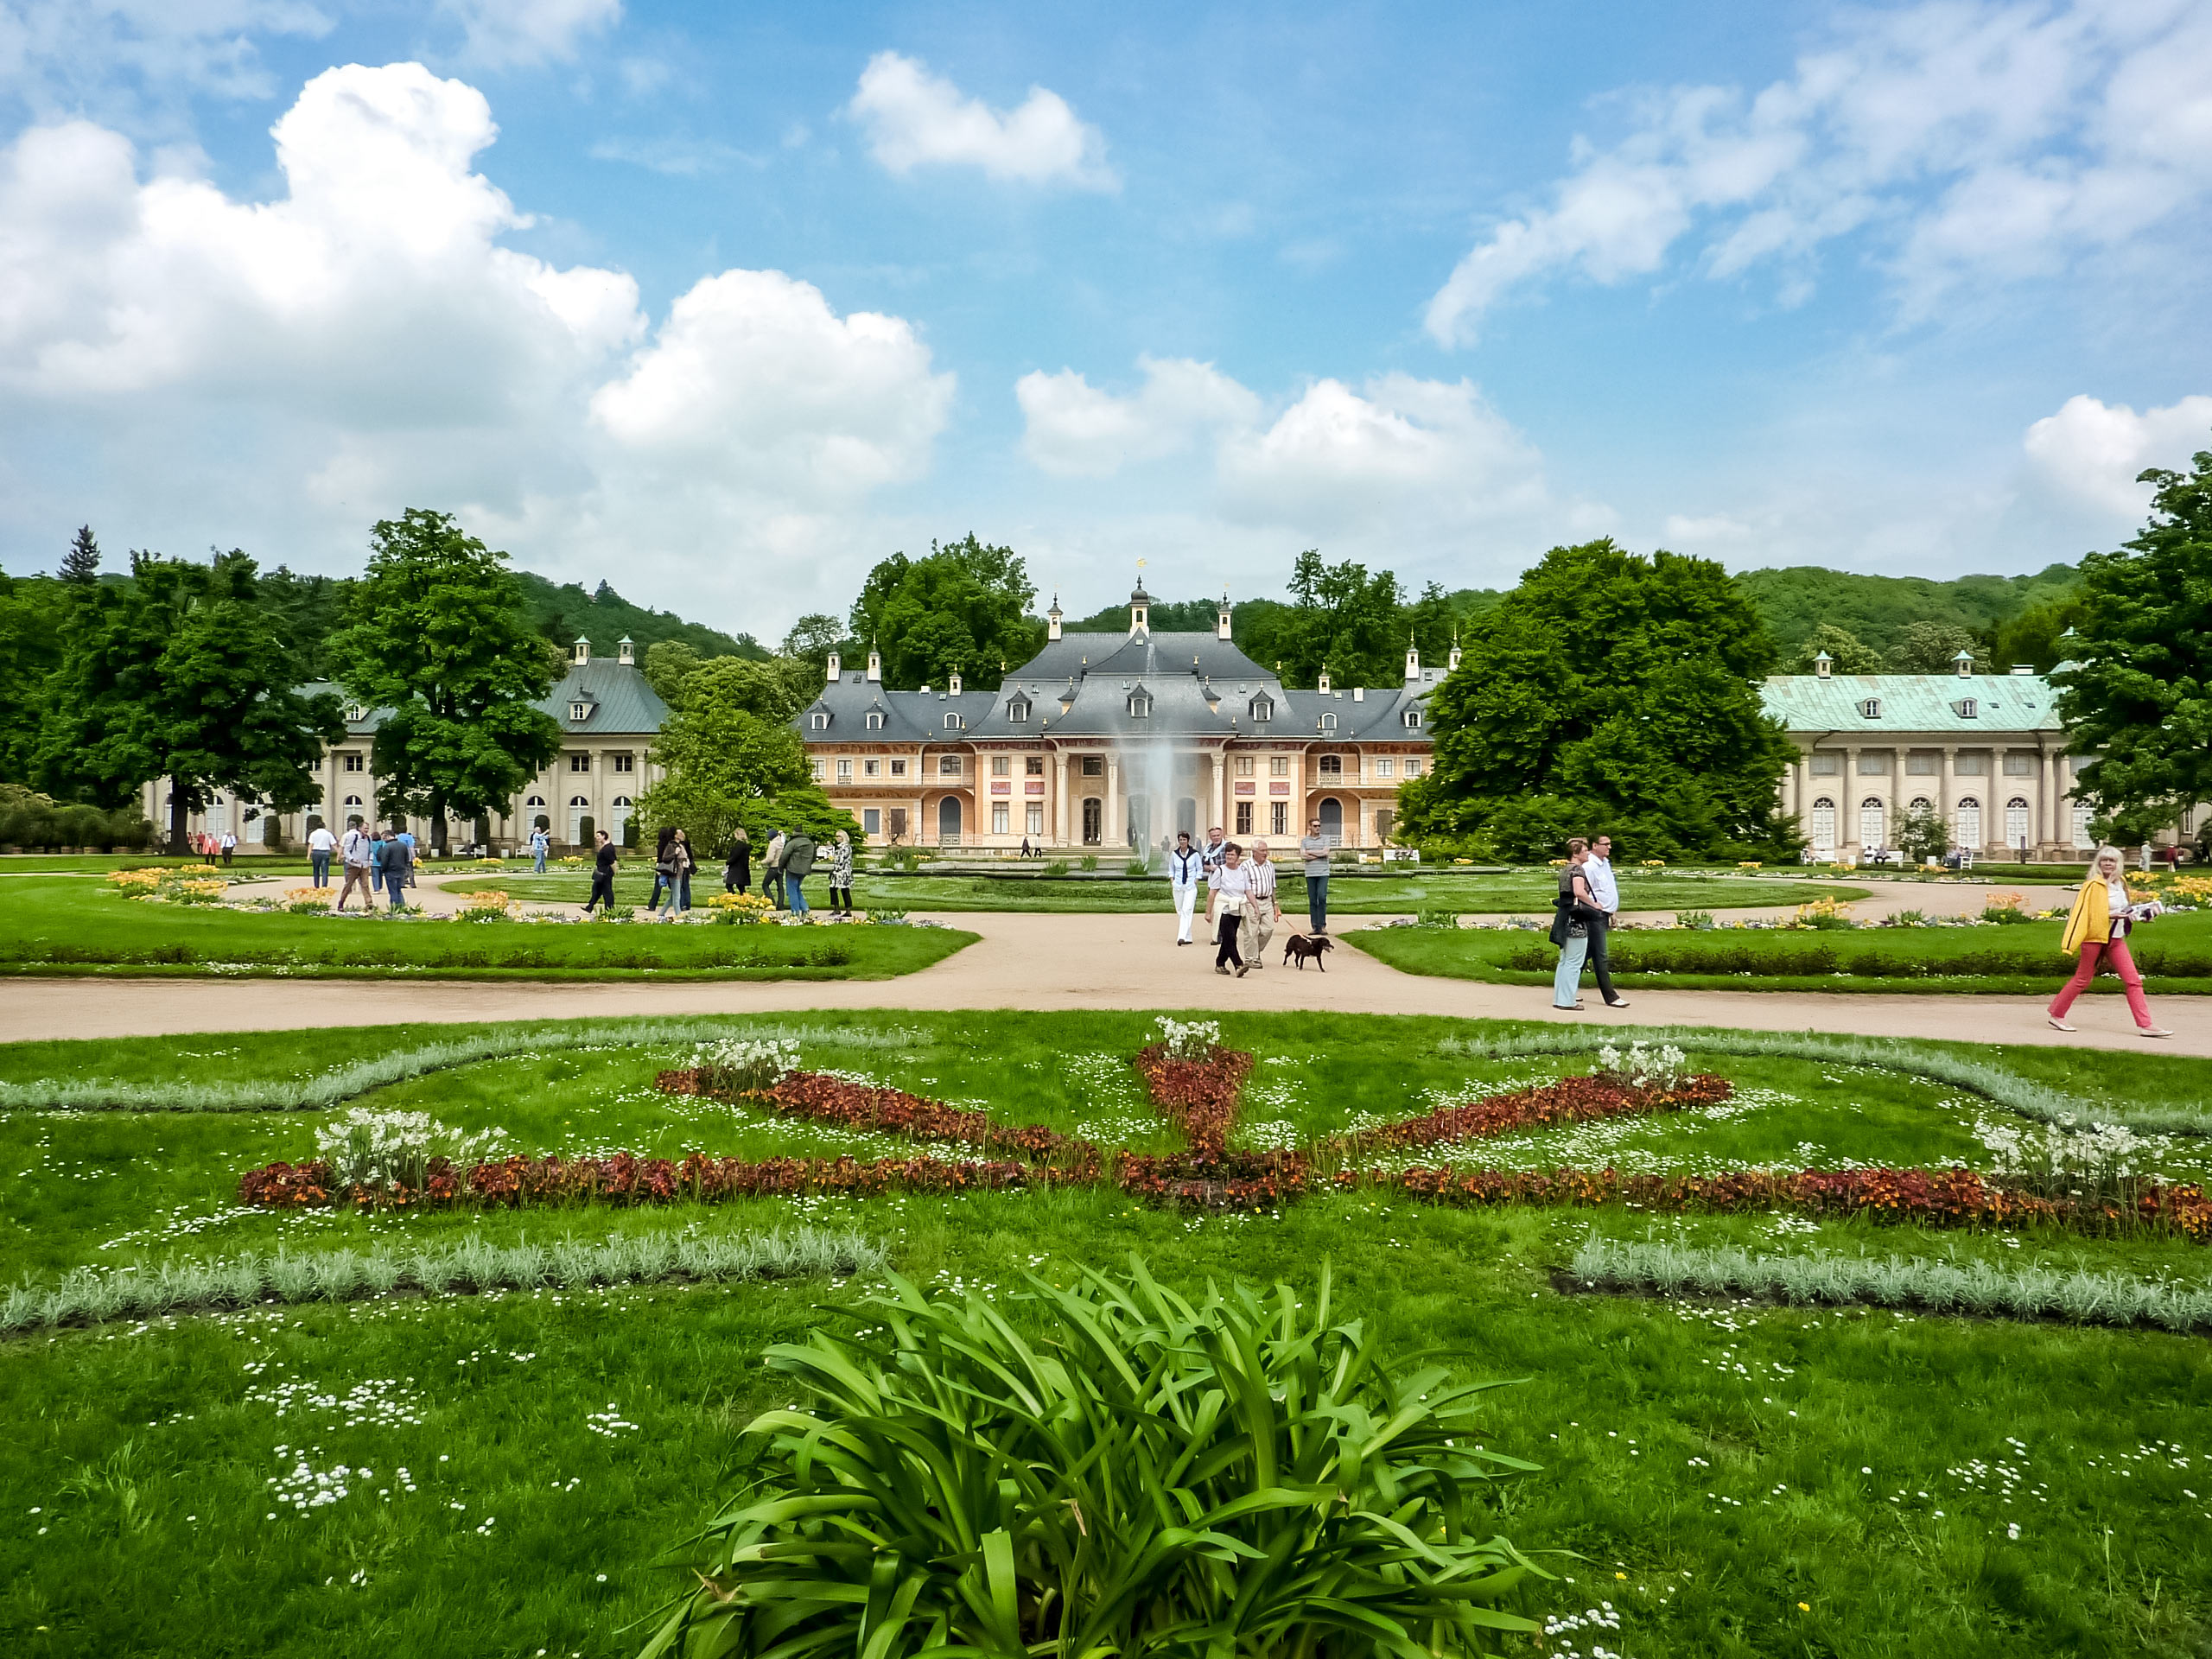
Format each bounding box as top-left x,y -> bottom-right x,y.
1,0 -> 2209,639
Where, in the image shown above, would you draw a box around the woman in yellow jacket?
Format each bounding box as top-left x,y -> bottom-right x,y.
2048,845 -> 2171,1036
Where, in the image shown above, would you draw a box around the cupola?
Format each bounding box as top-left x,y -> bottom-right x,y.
617,637 -> 634,664
1047,593 -> 1064,642
1217,589 -> 1232,641
1954,648 -> 1974,677
571,635 -> 591,666
867,643 -> 881,682
1814,650 -> 1833,680
1129,581 -> 1151,636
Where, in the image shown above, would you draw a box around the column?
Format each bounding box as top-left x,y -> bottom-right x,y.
2042,747 -> 2059,855
1843,746 -> 1861,855
1989,744 -> 2008,855
1053,752 -> 1068,848
1781,751 -> 1799,820
1105,755 -> 1121,849
1211,751 -> 1226,834
1940,747 -> 1957,847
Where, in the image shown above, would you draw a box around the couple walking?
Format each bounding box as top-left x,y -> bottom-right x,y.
759,826 -> 856,916
1168,827 -> 1281,976
1550,834 -> 1630,1011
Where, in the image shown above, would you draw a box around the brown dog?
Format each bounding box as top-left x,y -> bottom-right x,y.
1283,934 -> 1334,970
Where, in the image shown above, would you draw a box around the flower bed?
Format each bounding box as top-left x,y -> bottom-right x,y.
657,1065 -> 1092,1162
1344,1070 -> 1730,1154
1133,1039 -> 1252,1160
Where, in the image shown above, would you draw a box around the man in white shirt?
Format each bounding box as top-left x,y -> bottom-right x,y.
307,822 -> 338,889
1242,839 -> 1282,967
1199,825 -> 1228,941
1582,834 -> 1629,1008
1166,831 -> 1204,945
336,819 -> 375,912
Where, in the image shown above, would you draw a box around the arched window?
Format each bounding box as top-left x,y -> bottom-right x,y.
1908,796 -> 1932,812
1809,797 -> 1837,853
1320,713 -> 1337,732
524,794 -> 546,808
1859,797 -> 1886,849
2005,796 -> 2031,849
944,713 -> 964,730
1955,795 -> 1982,848
1007,697 -> 1030,722
1858,697 -> 1882,719
867,711 -> 885,729
1402,708 -> 1421,728
810,712 -> 830,730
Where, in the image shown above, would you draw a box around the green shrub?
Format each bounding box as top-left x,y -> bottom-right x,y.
643,1261 -> 1545,1659
1676,910 -> 1714,930
1416,907 -> 1460,928
1043,858 -> 1069,875
1080,853 -> 1100,871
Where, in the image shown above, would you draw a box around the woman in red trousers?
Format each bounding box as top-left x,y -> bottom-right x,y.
2048,845 -> 2171,1037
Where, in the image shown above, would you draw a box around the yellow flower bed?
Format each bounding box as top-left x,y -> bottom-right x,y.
708,892 -> 773,913
107,868 -> 165,890
457,890 -> 513,913
283,887 -> 330,906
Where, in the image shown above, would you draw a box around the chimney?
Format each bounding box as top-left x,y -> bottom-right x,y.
617,637 -> 634,664
948,669 -> 963,696
1814,651 -> 1833,680
1217,589 -> 1232,641
826,651 -> 841,680
2011,664 -> 2036,675
1047,593 -> 1063,642
1353,686 -> 1365,702
867,644 -> 881,682
572,635 -> 590,666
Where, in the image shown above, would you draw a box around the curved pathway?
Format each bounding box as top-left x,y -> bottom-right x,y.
4,903 -> 2201,1055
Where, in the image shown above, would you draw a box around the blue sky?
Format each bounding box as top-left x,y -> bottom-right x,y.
2,0 -> 2208,637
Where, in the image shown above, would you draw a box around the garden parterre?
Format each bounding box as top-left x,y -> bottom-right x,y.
3,1011 -> 2210,1656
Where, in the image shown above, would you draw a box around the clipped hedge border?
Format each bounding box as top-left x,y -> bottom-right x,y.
1568,1236 -> 2212,1333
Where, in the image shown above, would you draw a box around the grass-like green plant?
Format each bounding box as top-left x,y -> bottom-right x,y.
2,1224 -> 881,1334
1569,1236 -> 2212,1332
643,1259 -> 1548,1659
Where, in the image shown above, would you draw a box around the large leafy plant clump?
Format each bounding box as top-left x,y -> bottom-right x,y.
643,1261 -> 1548,1659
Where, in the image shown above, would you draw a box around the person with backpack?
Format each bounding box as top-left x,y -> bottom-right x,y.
781,827 -> 817,917
336,820 -> 375,912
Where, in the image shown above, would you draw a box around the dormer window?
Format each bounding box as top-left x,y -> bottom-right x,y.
344,704 -> 366,722
810,712 -> 830,730
1321,713 -> 1338,732
1249,695 -> 1273,723
569,701 -> 589,721
1128,691 -> 1152,718
1402,708 -> 1422,728
1952,697 -> 1978,719
944,713 -> 964,730
866,711 -> 885,730
1857,698 -> 1882,720
1007,697 -> 1030,723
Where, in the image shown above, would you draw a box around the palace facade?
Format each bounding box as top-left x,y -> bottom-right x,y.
797,587 -> 1445,850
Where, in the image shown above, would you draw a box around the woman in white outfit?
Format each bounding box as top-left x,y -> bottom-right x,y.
1212,844 -> 1255,976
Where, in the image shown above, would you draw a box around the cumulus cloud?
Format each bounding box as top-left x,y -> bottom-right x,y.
2024,392 -> 2212,517
0,60 -> 953,624
1426,0 -> 2212,344
1015,356 -> 1259,477
847,50 -> 1116,190
437,0 -> 621,68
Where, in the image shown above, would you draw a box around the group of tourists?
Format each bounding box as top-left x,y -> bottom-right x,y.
1166,817 -> 1335,976
190,830 -> 237,865
326,819 -> 415,911
574,823 -> 856,918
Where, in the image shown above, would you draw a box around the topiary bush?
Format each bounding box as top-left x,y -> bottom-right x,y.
642,1260 -> 1547,1658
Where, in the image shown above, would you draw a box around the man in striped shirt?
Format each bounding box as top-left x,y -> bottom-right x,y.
1242,839 -> 1282,968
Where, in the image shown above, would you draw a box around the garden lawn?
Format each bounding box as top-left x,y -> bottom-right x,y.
1352,909 -> 2212,995
450,868 -> 1872,914
3,1012 -> 2209,1657
0,878 -> 972,980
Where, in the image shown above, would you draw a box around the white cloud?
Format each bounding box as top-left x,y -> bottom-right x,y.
846,50 -> 1116,190
0,1 -> 334,114
0,60 -> 954,628
1015,356 -> 1259,477
437,0 -> 621,69
1427,0 -> 2212,344
2024,392 -> 2212,516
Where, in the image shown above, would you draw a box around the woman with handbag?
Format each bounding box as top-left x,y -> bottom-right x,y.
654,828 -> 692,921
2048,845 -> 2171,1036
1550,839 -> 1605,1010
1212,843 -> 1254,976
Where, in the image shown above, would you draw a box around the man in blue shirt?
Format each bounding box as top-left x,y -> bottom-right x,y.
1581,834 -> 1629,1008
530,825 -> 550,874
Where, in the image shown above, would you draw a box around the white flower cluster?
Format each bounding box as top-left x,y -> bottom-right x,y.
312,1108 -> 503,1194
695,1036 -> 800,1096
1974,1113 -> 2177,1200
1593,1040 -> 1689,1094
1154,1016 -> 1220,1061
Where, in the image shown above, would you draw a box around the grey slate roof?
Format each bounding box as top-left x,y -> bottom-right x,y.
300,661 -> 669,740
1762,672 -> 2060,736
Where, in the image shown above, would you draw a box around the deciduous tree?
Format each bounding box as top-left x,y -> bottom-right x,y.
326,510 -> 561,854
849,534 -> 1041,689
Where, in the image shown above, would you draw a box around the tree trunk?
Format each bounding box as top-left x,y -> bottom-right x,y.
430,794 -> 450,857
168,785 -> 190,856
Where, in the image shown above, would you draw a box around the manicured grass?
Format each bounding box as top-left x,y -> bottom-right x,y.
4,1012 -> 2210,1656
1351,910 -> 2212,995
0,878 -> 973,980
452,868 -> 1872,914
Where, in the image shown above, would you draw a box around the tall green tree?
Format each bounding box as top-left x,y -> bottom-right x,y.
1786,623 -> 1885,674
35,550 -> 341,849
633,661 -> 851,853
1885,619 -> 1979,673
326,510 -> 561,854
849,534 -> 1041,689
0,572 -> 68,785
60,525 -> 101,584
2051,443 -> 2212,844
1398,539 -> 1797,861
1234,553 -> 1406,687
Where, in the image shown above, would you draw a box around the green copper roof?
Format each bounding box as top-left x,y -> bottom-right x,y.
1762,672 -> 2059,735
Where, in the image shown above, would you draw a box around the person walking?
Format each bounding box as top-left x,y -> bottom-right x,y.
648,825 -> 676,912
380,826 -> 413,910
336,820 -> 374,912
1199,825 -> 1229,942
1166,830 -> 1203,945
1299,817 -> 1332,935
1549,839 -> 1605,1010
2049,845 -> 2172,1037
763,829 -> 786,910
782,826 -> 817,917
308,821 -> 336,889
654,828 -> 693,920
582,830 -> 617,913
219,830 -> 237,866
1211,843 -> 1254,976
724,826 -> 751,894
530,823 -> 550,874
1580,833 -> 1631,1009
1243,838 -> 1282,968
828,830 -> 855,913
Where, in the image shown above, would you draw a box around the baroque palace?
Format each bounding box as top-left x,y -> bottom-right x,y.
140,589 -> 2166,864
